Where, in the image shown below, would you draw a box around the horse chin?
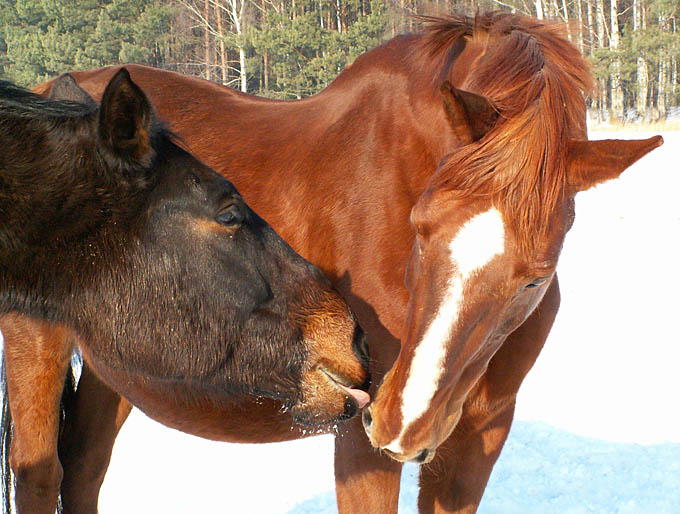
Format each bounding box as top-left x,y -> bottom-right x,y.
289,368 -> 370,427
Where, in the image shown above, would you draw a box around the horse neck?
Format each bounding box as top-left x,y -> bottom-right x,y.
0,116 -> 145,319
227,39 -> 452,200
289,36 -> 454,165
187,39 -> 455,280
1,116 -> 145,249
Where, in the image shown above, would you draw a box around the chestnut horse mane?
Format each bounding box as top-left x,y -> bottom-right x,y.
417,12 -> 593,253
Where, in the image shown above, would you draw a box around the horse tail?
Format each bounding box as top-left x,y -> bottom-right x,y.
56,352 -> 81,514
0,351 -> 81,514
1,356 -> 13,514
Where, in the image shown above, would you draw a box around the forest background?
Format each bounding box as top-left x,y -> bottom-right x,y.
0,0 -> 677,122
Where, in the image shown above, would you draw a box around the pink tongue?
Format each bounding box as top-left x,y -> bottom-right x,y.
338,384 -> 370,409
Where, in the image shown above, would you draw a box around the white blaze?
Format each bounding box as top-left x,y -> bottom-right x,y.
384,208 -> 505,454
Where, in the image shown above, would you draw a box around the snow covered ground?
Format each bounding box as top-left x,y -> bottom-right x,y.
11,129 -> 680,513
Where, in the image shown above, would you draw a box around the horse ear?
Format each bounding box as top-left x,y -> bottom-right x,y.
98,68 -> 154,166
440,81 -> 498,144
48,73 -> 96,107
567,136 -> 663,192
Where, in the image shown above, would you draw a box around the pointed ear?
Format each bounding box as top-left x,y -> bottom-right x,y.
440,81 -> 498,144
48,73 -> 96,107
567,136 -> 663,192
98,68 -> 154,166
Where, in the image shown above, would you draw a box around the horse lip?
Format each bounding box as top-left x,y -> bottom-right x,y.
381,448 -> 410,463
382,447 -> 435,464
320,368 -> 355,388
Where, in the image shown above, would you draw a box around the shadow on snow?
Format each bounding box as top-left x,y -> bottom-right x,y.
288,420 -> 680,514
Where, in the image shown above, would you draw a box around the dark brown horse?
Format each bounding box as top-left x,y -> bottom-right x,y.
0,70 -> 368,514
32,12 -> 663,514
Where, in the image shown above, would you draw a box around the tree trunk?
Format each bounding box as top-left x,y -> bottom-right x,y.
596,0 -> 607,49
561,0 -> 571,40
610,0 -> 624,121
596,0 -> 608,119
576,0 -> 584,54
634,0 -> 648,119
672,18 -> 678,103
204,0 -> 211,81
335,0 -> 342,33
637,58 -> 649,119
215,1 -> 228,85
658,51 -> 667,119
586,0 -> 594,55
263,0 -> 269,92
535,0 -> 544,20
656,14 -> 670,120
224,0 -> 247,93
239,47 -> 247,92
264,52 -> 269,91
672,56 -> 677,103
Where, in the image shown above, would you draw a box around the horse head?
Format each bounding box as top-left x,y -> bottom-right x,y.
361,17 -> 663,463
0,70 -> 369,430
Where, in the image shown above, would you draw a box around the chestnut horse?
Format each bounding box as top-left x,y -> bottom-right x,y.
32,12 -> 662,514
0,70 -> 368,514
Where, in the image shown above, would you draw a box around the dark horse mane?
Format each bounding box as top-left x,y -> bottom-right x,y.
415,12 -> 594,253
0,80 -> 94,118
0,80 -> 97,117
0,80 -> 173,255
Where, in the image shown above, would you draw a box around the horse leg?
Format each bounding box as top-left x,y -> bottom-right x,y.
335,414 -> 403,514
2,314 -> 73,514
59,361 -> 132,514
417,278 -> 561,514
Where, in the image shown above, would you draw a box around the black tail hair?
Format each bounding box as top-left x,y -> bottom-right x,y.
1,356 -> 12,514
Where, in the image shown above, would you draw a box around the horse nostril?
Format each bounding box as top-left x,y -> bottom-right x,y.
341,397 -> 359,420
362,406 -> 373,435
413,449 -> 431,464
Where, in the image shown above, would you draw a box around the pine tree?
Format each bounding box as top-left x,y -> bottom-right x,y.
0,0 -> 173,87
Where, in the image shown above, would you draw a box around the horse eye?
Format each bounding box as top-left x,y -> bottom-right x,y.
186,172 -> 200,186
216,205 -> 244,227
524,277 -> 548,290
